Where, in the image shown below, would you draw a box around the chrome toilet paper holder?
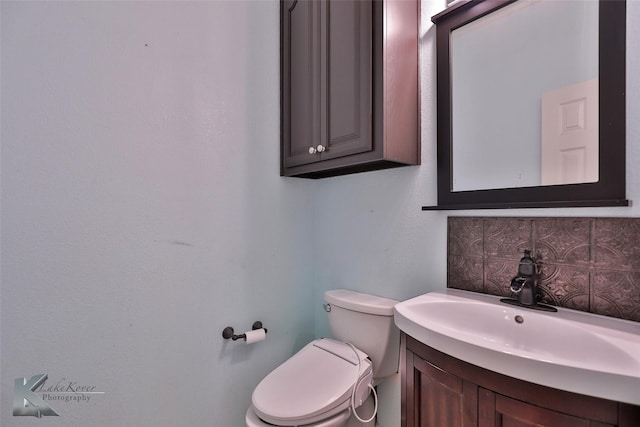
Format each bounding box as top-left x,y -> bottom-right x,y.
222,321 -> 268,341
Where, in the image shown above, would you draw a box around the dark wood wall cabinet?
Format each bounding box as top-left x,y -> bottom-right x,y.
402,334 -> 640,427
280,0 -> 419,178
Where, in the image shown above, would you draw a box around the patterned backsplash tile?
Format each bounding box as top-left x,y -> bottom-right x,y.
447,217 -> 640,322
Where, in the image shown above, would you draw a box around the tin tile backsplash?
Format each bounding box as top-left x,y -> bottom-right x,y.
448,217 -> 640,322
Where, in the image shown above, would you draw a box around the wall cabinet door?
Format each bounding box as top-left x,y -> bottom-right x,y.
321,0 -> 372,162
281,0 -> 322,169
282,0 -> 371,170
281,0 -> 419,178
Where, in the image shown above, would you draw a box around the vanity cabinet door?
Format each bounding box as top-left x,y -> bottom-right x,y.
478,388 -> 611,427
406,349 -> 477,427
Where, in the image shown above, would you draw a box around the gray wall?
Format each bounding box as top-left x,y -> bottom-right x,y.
1,1 -> 315,425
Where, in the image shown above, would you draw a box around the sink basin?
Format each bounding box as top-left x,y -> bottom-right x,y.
394,289 -> 640,405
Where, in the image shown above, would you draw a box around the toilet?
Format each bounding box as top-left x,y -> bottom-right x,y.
246,290 -> 400,427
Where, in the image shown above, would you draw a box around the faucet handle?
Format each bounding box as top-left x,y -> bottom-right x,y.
518,250 -> 536,277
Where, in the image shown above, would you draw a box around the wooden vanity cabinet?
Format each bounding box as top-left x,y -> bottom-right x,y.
280,0 -> 419,178
402,334 -> 640,427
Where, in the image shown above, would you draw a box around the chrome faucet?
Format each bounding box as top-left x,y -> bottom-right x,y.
509,250 -> 538,306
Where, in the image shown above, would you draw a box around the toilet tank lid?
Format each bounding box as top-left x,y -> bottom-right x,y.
324,290 -> 398,316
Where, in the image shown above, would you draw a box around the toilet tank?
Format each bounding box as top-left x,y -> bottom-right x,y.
324,290 -> 400,379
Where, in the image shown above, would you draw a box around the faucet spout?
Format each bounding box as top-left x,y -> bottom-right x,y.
509,276 -> 527,293
512,276 -> 537,306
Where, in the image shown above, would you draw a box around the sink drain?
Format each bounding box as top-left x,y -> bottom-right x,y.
515,315 -> 524,324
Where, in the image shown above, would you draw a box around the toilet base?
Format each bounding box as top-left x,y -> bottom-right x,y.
245,394 -> 375,427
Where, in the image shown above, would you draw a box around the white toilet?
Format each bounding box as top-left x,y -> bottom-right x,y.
245,290 -> 400,427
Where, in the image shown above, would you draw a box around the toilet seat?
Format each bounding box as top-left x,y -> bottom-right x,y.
251,338 -> 373,426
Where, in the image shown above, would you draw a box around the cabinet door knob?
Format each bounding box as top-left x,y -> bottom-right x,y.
308,146 -> 318,154
316,144 -> 326,153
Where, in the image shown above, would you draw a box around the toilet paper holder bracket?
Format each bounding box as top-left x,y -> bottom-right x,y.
222,321 -> 267,341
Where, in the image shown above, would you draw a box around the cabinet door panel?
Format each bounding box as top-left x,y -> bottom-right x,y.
323,0 -> 372,160
411,356 -> 476,427
282,0 -> 321,168
479,389 -> 602,427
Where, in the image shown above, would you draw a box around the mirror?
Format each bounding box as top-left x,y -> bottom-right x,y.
425,0 -> 628,210
452,0 -> 599,191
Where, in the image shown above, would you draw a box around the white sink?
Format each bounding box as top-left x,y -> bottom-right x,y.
394,289 -> 640,405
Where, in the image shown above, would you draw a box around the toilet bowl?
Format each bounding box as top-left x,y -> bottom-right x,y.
246,290 -> 399,427
246,339 -> 373,427
245,405 -> 351,427
246,393 -> 376,427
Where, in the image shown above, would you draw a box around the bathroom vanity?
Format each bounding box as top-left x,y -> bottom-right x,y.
402,334 -> 640,427
394,290 -> 640,427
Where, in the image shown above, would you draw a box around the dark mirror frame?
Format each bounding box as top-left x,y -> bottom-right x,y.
423,0 -> 628,210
